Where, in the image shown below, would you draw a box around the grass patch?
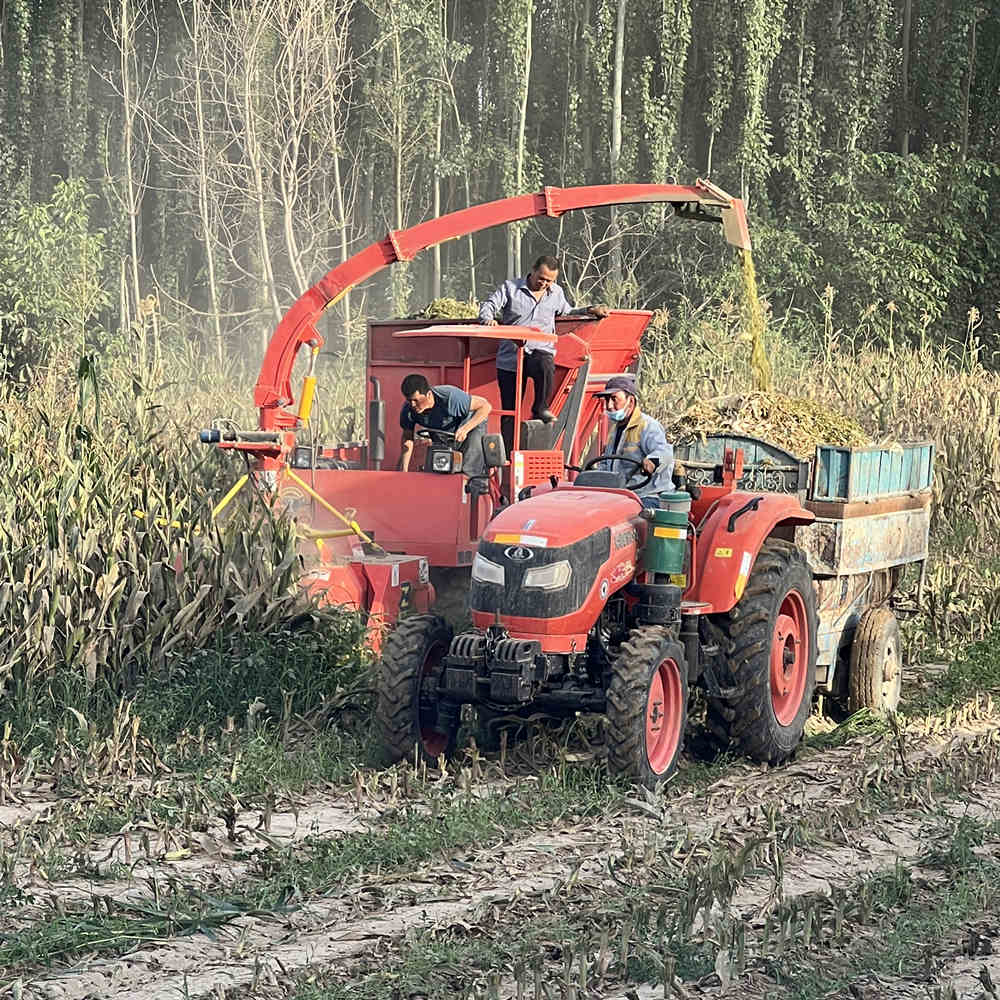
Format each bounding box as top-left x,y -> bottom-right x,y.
906,632 -> 1000,715
0,886 -> 285,972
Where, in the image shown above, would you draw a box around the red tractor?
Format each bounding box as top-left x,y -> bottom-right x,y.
205,180 -> 931,784
376,446 -> 820,787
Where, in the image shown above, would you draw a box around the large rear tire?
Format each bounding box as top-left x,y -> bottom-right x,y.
606,627 -> 688,789
848,606 -> 902,714
708,539 -> 817,765
376,614 -> 457,765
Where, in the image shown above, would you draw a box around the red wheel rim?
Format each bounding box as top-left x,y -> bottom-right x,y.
645,657 -> 684,774
770,590 -> 809,726
418,641 -> 448,757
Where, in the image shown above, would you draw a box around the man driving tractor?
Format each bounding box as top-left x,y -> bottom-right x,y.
398,374 -> 492,492
594,374 -> 673,503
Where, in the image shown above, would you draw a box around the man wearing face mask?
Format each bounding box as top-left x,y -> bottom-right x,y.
593,375 -> 672,502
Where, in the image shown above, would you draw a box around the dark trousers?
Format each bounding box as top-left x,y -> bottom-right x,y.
497,351 -> 554,451
459,423 -> 486,478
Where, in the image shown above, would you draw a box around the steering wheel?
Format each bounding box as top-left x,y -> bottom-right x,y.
582,452 -> 656,491
415,427 -> 457,445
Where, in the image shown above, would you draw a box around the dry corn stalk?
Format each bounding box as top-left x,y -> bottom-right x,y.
409,297 -> 480,319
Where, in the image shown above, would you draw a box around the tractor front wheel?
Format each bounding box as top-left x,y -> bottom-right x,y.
606,627 -> 688,789
848,606 -> 902,714
708,539 -> 817,765
376,614 -> 457,765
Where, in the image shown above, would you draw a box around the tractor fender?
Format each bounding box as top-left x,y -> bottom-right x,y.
686,491 -> 814,614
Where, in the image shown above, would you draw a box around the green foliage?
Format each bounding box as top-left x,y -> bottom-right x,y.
0,178 -> 109,374
806,148 -> 1000,343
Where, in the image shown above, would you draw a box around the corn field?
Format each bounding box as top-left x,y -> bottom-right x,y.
0,355 -> 312,706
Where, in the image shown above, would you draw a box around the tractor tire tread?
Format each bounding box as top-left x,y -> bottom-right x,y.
375,614 -> 454,765
606,626 -> 688,788
706,540 -> 817,765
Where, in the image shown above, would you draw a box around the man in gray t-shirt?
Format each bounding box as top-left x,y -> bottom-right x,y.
479,255 -> 607,445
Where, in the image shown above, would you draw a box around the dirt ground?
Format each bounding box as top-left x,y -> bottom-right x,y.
2,669 -> 999,1000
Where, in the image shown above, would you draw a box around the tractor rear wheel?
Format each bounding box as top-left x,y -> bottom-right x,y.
708,539 -> 817,765
606,627 -> 688,789
848,606 -> 902,714
376,614 -> 456,765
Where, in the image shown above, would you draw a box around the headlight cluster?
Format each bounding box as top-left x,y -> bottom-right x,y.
471,553 -> 504,584
471,553 -> 573,592
523,560 -> 572,590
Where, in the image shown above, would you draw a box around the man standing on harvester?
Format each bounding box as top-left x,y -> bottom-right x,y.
479,255 -> 608,445
398,374 -> 492,493
594,375 -> 672,503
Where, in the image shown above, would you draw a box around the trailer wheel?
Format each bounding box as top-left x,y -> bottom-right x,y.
848,606 -> 902,714
376,614 -> 457,765
606,627 -> 688,789
709,539 -> 817,765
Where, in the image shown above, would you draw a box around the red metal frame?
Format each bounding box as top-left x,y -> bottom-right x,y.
253,182 -> 751,434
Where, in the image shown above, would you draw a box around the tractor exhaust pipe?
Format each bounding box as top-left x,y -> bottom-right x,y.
369,376 -> 386,470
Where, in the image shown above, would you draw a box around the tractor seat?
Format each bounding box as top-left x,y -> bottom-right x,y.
573,470 -> 627,489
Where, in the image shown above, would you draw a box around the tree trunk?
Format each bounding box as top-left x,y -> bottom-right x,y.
511,0 -> 532,279
900,0 -> 912,155
190,0 -> 223,364
118,0 -> 146,371
432,1 -> 444,300
609,0 -> 626,290
241,14 -> 282,353
960,11 -> 978,162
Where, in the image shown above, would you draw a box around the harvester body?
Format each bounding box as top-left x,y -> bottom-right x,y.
204,181 -> 751,639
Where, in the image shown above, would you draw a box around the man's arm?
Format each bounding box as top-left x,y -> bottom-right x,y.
454,395 -> 492,444
558,287 -> 609,322
639,421 -> 672,478
398,428 -> 415,471
478,281 -> 509,327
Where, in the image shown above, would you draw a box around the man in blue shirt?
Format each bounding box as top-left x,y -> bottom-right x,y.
398,374 -> 492,488
594,375 -> 673,502
479,255 -> 608,444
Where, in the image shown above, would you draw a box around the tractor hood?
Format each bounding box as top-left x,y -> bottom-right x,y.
470,486 -> 645,632
482,487 -> 642,550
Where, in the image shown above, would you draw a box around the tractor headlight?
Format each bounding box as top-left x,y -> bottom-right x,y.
523,560 -> 572,591
431,450 -> 453,473
471,553 -> 505,585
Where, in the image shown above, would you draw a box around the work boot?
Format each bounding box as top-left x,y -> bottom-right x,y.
537,408 -> 556,424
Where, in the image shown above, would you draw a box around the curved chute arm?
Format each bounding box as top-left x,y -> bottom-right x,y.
255,181 -> 750,430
